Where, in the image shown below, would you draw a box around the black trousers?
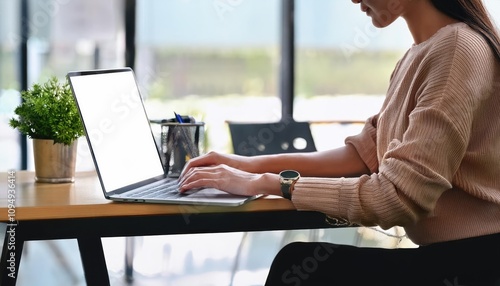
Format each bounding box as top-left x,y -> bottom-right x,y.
264,232 -> 500,286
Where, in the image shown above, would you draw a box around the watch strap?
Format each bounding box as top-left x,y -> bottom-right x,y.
281,183 -> 292,200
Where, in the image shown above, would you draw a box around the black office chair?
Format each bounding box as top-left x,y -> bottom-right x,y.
227,120 -> 317,156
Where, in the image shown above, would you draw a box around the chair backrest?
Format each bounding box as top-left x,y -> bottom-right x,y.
227,120 -> 317,156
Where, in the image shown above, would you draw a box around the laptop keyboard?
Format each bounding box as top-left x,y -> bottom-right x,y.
128,179 -> 182,199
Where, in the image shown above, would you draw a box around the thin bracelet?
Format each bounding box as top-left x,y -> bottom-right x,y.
324,215 -> 356,227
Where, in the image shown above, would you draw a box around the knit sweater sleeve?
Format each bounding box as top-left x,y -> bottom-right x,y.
291,25 -> 497,229
344,115 -> 380,173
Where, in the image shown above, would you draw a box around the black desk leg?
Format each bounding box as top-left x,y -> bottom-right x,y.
125,237 -> 135,282
1,223 -> 24,286
77,237 -> 110,286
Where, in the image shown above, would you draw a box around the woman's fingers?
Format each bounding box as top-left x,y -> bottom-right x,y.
179,164 -> 259,197
180,151 -> 224,179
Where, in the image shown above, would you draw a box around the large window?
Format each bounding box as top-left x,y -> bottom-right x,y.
27,0 -> 124,78
135,0 -> 281,153
0,0 -> 125,172
3,0 -> 499,170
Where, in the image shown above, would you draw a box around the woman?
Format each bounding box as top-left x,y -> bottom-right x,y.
179,0 -> 500,284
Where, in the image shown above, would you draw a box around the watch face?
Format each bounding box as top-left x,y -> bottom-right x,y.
280,170 -> 300,179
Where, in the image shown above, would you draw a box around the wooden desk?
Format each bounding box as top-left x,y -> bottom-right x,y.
0,171 -> 331,286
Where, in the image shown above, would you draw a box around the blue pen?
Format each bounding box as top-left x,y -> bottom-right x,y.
174,112 -> 184,123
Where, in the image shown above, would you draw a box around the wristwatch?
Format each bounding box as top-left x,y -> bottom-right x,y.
279,170 -> 300,200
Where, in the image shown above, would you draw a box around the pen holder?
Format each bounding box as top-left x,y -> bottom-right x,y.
160,122 -> 205,177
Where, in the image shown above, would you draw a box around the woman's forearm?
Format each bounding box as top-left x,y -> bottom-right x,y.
247,144 -> 370,177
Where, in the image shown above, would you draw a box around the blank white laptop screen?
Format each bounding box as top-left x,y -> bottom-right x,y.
69,69 -> 164,192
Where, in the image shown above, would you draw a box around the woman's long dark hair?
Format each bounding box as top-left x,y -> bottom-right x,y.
431,0 -> 500,61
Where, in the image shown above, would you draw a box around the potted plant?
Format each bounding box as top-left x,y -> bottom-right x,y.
9,76 -> 84,183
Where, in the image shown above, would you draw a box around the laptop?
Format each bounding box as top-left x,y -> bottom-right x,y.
67,68 -> 259,206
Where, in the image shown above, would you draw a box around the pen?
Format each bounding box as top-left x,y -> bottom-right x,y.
174,112 -> 184,123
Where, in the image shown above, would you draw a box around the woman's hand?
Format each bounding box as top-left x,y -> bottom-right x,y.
178,151 -> 280,196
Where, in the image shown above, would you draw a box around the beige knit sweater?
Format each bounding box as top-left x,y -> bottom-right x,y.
292,23 -> 500,245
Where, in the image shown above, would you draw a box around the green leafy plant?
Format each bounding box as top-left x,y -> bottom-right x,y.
9,76 -> 84,145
